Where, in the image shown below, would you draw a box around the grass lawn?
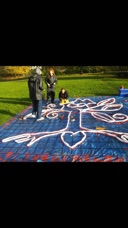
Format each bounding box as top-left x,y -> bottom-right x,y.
0,74 -> 128,125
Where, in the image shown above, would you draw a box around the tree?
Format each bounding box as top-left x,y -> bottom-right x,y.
0,66 -> 31,78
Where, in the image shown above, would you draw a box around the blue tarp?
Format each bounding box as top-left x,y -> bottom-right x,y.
0,96 -> 128,162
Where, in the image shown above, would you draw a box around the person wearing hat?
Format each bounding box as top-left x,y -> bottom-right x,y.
27,67 -> 44,121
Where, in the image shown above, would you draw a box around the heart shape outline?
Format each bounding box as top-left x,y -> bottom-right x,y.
61,131 -> 86,149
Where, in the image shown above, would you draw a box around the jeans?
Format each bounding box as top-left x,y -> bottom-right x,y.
32,99 -> 42,119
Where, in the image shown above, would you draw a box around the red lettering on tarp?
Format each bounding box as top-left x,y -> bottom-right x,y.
41,154 -> 49,161
6,151 -> 13,158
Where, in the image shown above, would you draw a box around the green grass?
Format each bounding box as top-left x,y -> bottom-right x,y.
0,74 -> 128,125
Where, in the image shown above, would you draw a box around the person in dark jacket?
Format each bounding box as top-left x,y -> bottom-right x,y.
45,68 -> 57,103
59,88 -> 69,103
28,67 -> 44,121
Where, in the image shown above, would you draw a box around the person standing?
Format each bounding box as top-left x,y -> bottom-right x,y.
45,68 -> 57,104
27,67 -> 44,121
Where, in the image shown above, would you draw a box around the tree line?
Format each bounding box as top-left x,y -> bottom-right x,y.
0,66 -> 128,78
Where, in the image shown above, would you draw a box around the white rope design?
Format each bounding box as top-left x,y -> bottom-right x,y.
2,98 -> 128,149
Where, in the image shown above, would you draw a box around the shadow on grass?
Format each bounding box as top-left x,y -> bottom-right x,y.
0,78 -> 29,82
0,98 -> 31,106
58,75 -> 123,80
0,110 -> 16,117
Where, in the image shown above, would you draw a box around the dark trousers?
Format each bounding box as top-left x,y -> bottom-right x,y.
47,91 -> 55,103
32,99 -> 42,119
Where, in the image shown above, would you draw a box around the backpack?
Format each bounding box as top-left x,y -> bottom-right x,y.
28,75 -> 39,99
28,75 -> 35,84
28,75 -> 39,90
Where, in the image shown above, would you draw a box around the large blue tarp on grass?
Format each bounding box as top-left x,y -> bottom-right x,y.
0,96 -> 128,162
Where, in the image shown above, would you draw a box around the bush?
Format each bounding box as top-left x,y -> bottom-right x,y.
0,66 -> 31,76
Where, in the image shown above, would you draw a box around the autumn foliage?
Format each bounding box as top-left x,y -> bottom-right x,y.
0,66 -> 31,79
